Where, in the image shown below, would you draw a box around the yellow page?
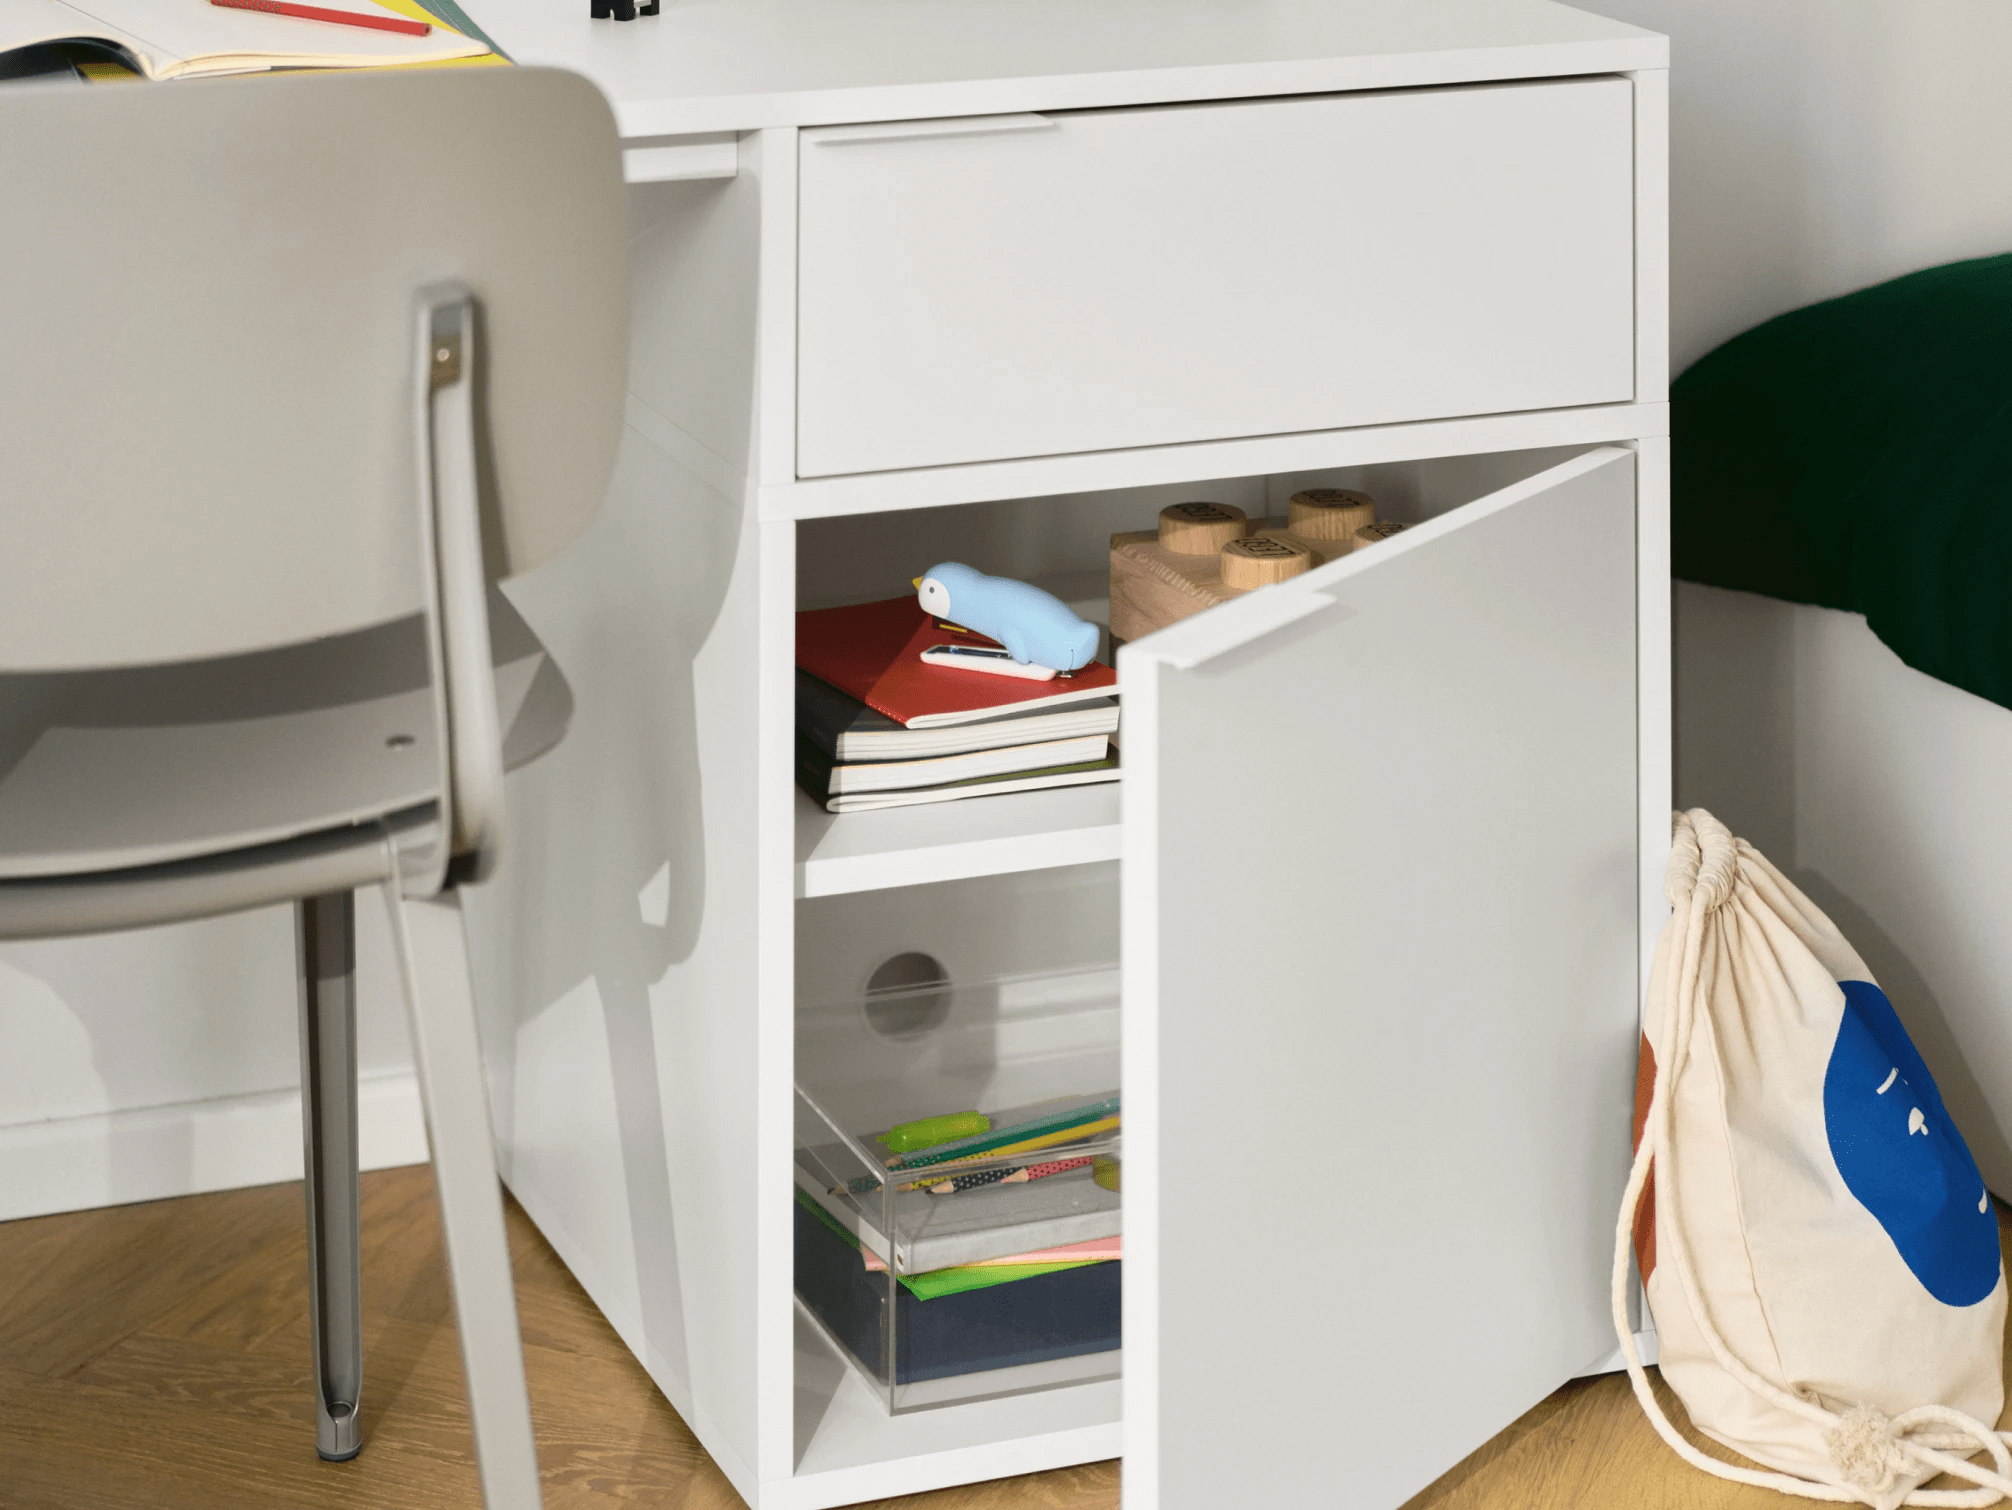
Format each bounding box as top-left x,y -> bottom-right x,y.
365,0 -> 508,65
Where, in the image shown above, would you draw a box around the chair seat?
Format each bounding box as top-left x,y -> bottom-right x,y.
0,595 -> 570,882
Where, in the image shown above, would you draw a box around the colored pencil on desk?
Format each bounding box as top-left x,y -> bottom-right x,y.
208,0 -> 433,36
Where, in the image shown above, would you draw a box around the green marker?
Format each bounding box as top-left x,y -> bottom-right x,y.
876,1110 -> 989,1155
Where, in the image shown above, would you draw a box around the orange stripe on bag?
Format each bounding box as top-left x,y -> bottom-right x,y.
1631,1033 -> 1656,1284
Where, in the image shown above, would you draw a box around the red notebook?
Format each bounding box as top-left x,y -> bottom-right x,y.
797,596 -> 1119,729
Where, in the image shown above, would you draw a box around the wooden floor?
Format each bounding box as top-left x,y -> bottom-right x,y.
2,1169 -> 2006,1509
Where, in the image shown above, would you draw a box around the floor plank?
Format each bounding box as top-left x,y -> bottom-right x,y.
3,1169 -> 2007,1508
0,1181 -> 303,1380
1402,1205 -> 2012,1510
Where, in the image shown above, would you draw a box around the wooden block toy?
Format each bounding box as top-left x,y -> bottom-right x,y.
1111,493 -> 1367,642
1286,488 -> 1376,551
1109,526 -> 1236,643
1247,522 -> 1342,567
1157,500 -> 1248,555
1219,533 -> 1313,589
1247,490 -> 1376,568
1354,519 -> 1411,550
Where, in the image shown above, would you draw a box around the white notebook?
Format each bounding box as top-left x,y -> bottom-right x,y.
0,0 -> 488,78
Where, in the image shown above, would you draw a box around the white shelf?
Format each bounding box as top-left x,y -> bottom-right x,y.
782,1307 -> 1121,1510
795,783 -> 1121,898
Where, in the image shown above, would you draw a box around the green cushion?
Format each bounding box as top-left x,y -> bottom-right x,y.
1673,252 -> 2012,710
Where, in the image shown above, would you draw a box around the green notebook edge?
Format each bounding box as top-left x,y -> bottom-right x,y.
792,1187 -> 1105,1301
409,0 -> 508,58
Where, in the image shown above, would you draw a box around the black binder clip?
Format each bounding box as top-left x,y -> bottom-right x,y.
591,0 -> 657,16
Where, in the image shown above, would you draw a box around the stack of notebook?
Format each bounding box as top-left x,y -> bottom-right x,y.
796,595 -> 1121,813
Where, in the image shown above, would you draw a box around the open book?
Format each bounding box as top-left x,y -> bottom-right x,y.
0,0 -> 489,78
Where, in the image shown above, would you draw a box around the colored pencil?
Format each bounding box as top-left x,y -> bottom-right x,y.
208,0 -> 433,36
834,1117 -> 1121,1197
926,1167 -> 1017,1196
895,1129 -> 1116,1190
911,1117 -> 1117,1169
886,1096 -> 1120,1170
925,1156 -> 1097,1196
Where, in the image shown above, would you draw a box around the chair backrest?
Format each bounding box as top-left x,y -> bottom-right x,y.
0,66 -> 627,671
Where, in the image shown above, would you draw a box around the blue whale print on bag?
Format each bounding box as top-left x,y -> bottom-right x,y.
1823,979 -> 2000,1306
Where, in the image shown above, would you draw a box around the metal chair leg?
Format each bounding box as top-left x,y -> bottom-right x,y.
385,883 -> 543,1510
297,890 -> 364,1462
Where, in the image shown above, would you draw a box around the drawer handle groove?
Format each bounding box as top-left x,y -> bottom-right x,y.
810,114 -> 1055,147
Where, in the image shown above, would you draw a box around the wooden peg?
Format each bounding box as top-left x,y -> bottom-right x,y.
1354,519 -> 1411,550
1219,533 -> 1312,589
1287,488 -> 1376,546
1157,501 -> 1248,556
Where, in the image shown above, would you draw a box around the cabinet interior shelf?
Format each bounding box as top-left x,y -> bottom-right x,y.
794,783 -> 1122,898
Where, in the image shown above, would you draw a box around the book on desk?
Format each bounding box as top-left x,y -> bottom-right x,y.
0,0 -> 492,79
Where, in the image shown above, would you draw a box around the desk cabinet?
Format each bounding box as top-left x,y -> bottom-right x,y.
797,79 -> 1637,475
461,4 -> 1669,1507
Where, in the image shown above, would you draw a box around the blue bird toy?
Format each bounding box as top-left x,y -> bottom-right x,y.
916,563 -> 1100,673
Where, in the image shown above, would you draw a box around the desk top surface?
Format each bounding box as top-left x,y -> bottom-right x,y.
465,0 -> 1664,139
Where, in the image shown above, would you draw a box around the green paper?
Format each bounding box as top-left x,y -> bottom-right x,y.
793,1187 -> 1109,1301
899,1260 -> 1101,1301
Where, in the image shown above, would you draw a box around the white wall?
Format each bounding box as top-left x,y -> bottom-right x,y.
1674,583 -> 2012,1191
1576,1 -> 2012,1187
0,890 -> 426,1221
1582,0 -> 2012,369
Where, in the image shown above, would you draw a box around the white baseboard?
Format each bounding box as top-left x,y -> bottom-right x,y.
0,1071 -> 430,1223
1579,1329 -> 1659,1376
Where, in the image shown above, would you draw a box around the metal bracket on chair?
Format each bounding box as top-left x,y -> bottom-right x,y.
408,284 -> 506,897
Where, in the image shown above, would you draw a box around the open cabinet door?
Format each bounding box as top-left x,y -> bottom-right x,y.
1121,447 -> 1640,1509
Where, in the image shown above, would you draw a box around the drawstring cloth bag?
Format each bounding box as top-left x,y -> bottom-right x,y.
1616,809 -> 2010,1507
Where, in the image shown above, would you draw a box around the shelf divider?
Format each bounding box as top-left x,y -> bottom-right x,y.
795,783 -> 1121,898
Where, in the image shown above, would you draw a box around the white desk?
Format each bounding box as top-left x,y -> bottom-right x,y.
456,4 -> 1669,1507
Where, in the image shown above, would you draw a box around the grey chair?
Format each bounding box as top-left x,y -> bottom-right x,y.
0,66 -> 627,1508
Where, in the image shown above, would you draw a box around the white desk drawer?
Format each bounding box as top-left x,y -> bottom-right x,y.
796,78 -> 1636,478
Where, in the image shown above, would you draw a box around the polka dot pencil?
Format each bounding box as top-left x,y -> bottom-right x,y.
924,1156 -> 1097,1197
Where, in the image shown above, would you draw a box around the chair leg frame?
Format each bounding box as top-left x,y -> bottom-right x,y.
385,879 -> 544,1510
296,890 -> 364,1462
